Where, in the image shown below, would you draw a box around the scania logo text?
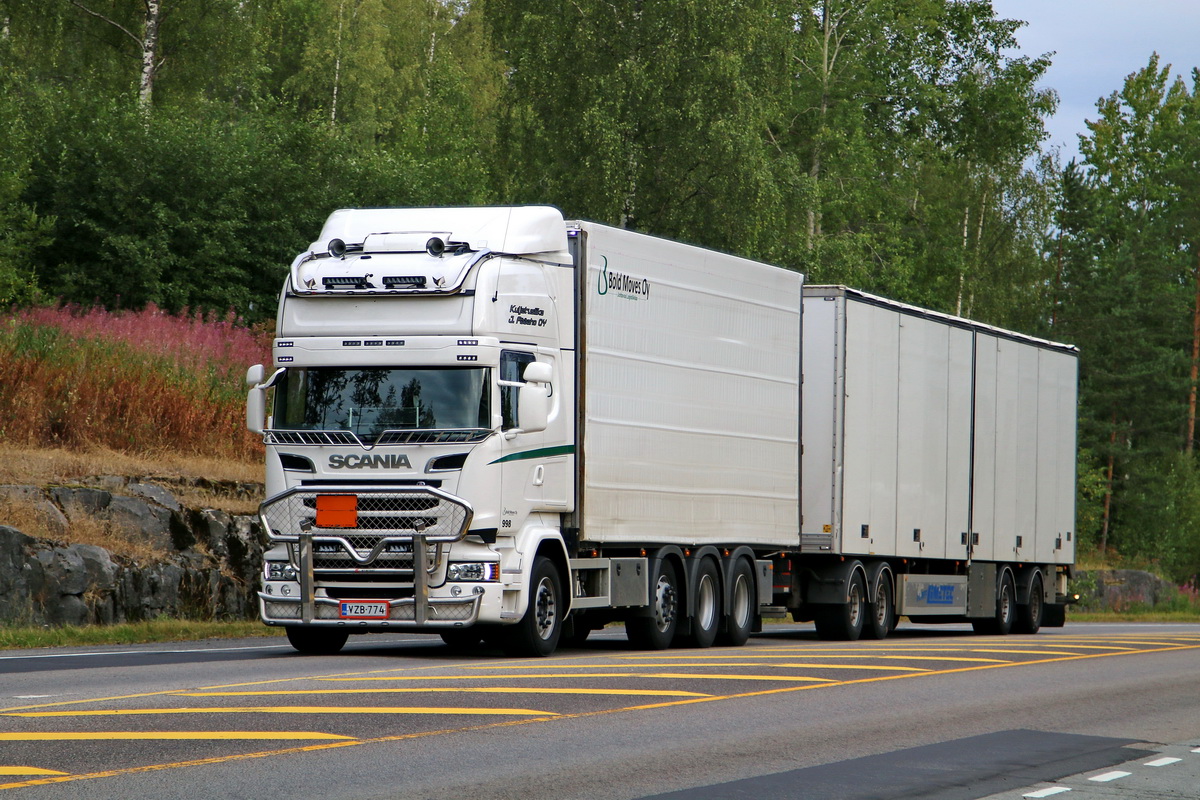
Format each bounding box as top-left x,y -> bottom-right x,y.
328,454 -> 412,469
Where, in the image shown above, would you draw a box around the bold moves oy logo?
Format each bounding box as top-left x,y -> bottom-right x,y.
597,256 -> 650,300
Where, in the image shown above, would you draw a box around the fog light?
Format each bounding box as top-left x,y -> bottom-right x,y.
450,585 -> 463,596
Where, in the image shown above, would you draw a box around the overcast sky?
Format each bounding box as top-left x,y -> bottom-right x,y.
990,0 -> 1200,163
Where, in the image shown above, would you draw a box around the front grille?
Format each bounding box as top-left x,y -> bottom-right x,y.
261,486 -> 471,545
264,428 -> 490,446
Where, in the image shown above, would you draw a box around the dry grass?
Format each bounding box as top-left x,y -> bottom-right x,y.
0,494 -> 167,562
0,444 -> 264,537
0,444 -> 260,486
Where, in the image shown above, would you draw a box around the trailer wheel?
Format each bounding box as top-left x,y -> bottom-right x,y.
1014,574 -> 1044,635
285,627 -> 349,655
502,555 -> 563,657
682,559 -> 721,648
627,560 -> 680,650
1042,603 -> 1067,627
814,571 -> 866,641
863,571 -> 894,640
973,570 -> 1016,635
718,558 -> 755,646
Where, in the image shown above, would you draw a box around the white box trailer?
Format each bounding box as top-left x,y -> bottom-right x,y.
247,206 -> 1077,656
793,287 -> 1077,634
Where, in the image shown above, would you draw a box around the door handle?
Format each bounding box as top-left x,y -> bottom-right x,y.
533,464 -> 545,486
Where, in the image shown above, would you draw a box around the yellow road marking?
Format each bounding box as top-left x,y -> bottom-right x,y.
0,732 -> 353,741
460,661 -> 928,672
4,642 -> 1198,793
175,687 -> 712,698
620,653 -> 1010,664
0,768 -> 67,777
6,706 -> 557,719
319,672 -> 838,683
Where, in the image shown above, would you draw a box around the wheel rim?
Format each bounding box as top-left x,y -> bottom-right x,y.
653,575 -> 677,633
731,573 -> 751,628
697,573 -> 717,631
848,580 -> 862,628
873,581 -> 889,627
534,576 -> 557,640
999,579 -> 1013,623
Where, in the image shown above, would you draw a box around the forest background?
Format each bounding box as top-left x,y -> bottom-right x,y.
1,0 -> 1199,584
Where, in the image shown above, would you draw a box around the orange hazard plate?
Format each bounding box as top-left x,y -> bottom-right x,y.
315,494 -> 357,528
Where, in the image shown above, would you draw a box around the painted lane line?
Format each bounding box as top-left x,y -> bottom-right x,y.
0,768 -> 68,777
458,662 -> 930,672
0,732 -> 354,741
1023,787 -> 1071,798
175,687 -> 714,698
322,673 -> 838,683
1144,757 -> 1182,767
6,706 -> 559,718
0,644 -> 295,661
1193,747 -> 1200,753
5,642 -> 1200,794
621,653 -> 1010,664
1088,771 -> 1132,782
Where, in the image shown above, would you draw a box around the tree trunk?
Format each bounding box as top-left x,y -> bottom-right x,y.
1100,412 -> 1117,552
137,0 -> 162,112
1188,247 -> 1200,453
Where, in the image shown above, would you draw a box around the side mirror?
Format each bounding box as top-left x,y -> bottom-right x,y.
246,365 -> 266,434
519,385 -> 549,433
518,362 -> 551,433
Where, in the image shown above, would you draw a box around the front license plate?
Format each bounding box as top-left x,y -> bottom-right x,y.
339,601 -> 388,619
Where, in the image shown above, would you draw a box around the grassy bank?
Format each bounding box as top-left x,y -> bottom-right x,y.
0,619 -> 284,650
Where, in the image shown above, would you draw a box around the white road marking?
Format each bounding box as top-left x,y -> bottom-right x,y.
1023,788 -> 1071,798
1088,771 -> 1131,782
1144,757 -> 1182,767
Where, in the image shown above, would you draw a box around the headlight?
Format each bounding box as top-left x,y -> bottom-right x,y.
265,562 -> 298,581
446,562 -> 498,582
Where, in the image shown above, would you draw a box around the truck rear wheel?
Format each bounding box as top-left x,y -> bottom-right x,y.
627,560 -> 680,650
717,558 -> 755,646
285,627 -> 349,655
502,555 -> 564,657
814,571 -> 866,641
973,570 -> 1016,635
1014,574 -> 1044,634
863,571 -> 893,640
682,559 -> 720,648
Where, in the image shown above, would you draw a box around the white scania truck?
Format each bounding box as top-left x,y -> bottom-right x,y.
247,206 -> 1078,656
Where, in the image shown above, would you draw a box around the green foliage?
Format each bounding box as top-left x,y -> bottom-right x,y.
0,0 -> 1198,578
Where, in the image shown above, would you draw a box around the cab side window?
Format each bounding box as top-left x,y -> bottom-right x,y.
500,350 -> 535,430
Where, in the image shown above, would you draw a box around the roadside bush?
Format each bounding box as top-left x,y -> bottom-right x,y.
0,305 -> 270,460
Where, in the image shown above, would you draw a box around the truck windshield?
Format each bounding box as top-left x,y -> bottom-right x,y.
274,367 -> 490,443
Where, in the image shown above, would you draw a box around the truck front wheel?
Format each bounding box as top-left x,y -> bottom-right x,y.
285,627 -> 349,655
502,555 -> 564,657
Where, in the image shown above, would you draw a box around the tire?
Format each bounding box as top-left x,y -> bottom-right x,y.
973,569 -> 1016,635
814,571 -> 866,641
718,558 -> 755,647
863,570 -> 894,640
502,555 -> 564,657
440,628 -> 483,649
563,614 -> 593,647
285,627 -> 349,655
1014,574 -> 1044,635
626,560 -> 680,650
682,559 -> 721,648
1042,602 -> 1067,627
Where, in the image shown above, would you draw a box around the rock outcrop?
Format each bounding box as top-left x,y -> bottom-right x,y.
0,478 -> 264,626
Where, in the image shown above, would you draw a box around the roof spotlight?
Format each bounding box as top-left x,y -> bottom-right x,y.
426,237 -> 446,258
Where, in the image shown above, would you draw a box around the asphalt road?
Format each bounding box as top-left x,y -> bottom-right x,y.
1,622 -> 1198,799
